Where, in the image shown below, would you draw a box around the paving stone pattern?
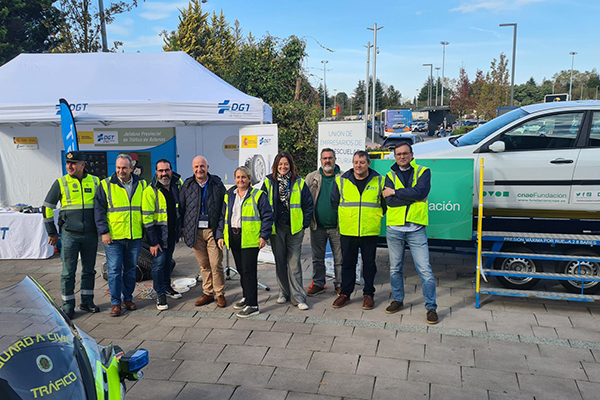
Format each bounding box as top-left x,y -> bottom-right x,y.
1,239 -> 600,399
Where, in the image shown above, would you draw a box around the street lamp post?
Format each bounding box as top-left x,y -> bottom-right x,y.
368,23 -> 383,141
363,42 -> 372,124
321,60 -> 328,119
98,0 -> 109,52
499,23 -> 517,107
569,52 -> 577,100
423,64 -> 433,106
435,67 -> 440,106
440,41 -> 449,106
334,89 -> 337,119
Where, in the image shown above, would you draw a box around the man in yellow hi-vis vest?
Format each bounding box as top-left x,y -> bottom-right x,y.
43,151 -> 100,319
331,150 -> 386,311
142,159 -> 182,311
95,154 -> 147,317
382,143 -> 438,324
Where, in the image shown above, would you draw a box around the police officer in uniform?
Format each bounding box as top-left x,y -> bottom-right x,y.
43,151 -> 100,319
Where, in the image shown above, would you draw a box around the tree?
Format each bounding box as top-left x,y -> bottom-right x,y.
450,67 -> 474,120
161,1 -> 237,81
0,0 -> 61,65
382,85 -> 401,109
52,0 -> 141,53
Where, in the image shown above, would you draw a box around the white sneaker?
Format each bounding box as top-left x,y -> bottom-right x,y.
297,302 -> 309,311
276,296 -> 287,304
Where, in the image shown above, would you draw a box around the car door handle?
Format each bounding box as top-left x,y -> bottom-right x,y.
550,158 -> 573,164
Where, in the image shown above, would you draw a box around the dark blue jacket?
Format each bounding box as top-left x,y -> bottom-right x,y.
384,163 -> 431,208
145,172 -> 182,248
179,173 -> 226,247
215,186 -> 273,243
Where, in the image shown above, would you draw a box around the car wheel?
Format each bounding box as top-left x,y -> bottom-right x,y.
555,249 -> 600,294
249,154 -> 266,185
493,246 -> 541,290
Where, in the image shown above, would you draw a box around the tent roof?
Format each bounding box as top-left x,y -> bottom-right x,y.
0,52 -> 267,124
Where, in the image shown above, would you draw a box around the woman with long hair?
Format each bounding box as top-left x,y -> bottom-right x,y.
216,166 -> 273,318
262,152 -> 314,310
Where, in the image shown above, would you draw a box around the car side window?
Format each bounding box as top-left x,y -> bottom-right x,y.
499,112 -> 583,151
588,112 -> 600,147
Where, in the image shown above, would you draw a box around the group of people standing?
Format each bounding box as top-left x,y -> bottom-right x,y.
43,143 -> 438,324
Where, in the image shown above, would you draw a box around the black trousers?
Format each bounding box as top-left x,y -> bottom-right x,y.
230,232 -> 260,307
340,235 -> 378,297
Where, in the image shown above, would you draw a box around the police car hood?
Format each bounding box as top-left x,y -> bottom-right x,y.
0,277 -> 92,399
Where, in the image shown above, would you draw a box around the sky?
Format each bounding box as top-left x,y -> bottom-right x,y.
109,0 -> 599,103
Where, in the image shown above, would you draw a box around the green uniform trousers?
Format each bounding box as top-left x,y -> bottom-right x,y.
60,230 -> 98,311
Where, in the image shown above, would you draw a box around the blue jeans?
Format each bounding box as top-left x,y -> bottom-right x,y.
104,239 -> 141,306
387,227 -> 437,310
152,239 -> 175,296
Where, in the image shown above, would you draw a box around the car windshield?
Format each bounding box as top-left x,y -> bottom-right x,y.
0,277 -> 89,399
454,108 -> 528,147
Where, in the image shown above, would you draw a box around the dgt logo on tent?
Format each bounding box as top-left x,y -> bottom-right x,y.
95,132 -> 118,145
218,100 -> 250,114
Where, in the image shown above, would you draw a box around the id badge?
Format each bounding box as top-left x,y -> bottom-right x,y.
198,214 -> 209,228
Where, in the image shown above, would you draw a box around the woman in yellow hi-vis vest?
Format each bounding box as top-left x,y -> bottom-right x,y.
216,166 -> 273,318
262,152 -> 314,311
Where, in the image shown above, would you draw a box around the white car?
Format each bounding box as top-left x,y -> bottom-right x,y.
412,100 -> 600,219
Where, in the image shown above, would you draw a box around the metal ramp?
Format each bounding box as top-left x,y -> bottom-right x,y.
475,231 -> 600,308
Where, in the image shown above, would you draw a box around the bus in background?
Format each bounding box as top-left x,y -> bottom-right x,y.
375,108 -> 413,137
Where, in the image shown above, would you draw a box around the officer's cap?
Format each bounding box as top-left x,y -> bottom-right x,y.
65,151 -> 86,163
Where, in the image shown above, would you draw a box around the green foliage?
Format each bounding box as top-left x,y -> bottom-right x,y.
274,100 -> 322,175
450,67 -> 474,119
52,0 -> 141,53
0,0 -> 61,65
164,4 -> 321,175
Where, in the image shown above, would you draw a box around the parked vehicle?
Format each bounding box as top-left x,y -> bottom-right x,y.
0,276 -> 149,399
375,109 -> 413,137
382,133 -> 424,149
412,100 -> 600,293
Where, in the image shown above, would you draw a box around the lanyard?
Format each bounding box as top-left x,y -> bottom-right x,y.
200,183 -> 208,214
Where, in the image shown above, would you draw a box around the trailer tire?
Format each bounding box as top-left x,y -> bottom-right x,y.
556,249 -> 600,294
493,246 -> 541,290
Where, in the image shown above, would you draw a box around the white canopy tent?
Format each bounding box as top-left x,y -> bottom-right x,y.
0,52 -> 272,206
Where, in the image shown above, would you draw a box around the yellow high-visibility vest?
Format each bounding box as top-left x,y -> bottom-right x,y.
264,178 -> 305,235
386,165 -> 429,226
101,178 -> 147,240
336,174 -> 383,236
223,187 -> 264,249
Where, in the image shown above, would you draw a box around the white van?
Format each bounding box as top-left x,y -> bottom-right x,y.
412,100 -> 600,219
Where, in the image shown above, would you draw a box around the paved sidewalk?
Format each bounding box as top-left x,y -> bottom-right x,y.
2,238 -> 600,400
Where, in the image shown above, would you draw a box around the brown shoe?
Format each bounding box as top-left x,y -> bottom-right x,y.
216,294 -> 227,308
307,285 -> 325,296
335,287 -> 341,296
123,301 -> 137,311
385,300 -> 404,314
332,294 -> 350,308
195,294 -> 215,306
362,295 -> 374,310
110,305 -> 121,317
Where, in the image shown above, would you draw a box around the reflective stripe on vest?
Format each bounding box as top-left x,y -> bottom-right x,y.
224,188 -> 263,249
336,175 -> 383,237
101,178 -> 146,240
264,178 -> 305,235
385,165 -> 429,226
58,174 -> 99,211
